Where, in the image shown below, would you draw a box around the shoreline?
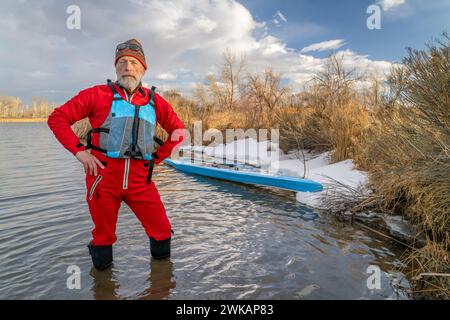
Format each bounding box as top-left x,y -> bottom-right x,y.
0,118 -> 48,123
179,138 -> 421,246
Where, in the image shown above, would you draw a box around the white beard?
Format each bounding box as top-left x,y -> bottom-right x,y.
117,75 -> 141,92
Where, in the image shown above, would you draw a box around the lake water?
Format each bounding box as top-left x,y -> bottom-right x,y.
0,123 -> 410,299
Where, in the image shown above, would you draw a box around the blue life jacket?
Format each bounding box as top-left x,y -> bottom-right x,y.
87,80 -> 162,160
86,80 -> 164,183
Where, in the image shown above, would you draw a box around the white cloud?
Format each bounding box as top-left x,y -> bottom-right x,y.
258,36 -> 288,55
195,15 -> 218,33
300,39 -> 346,53
0,0 -> 393,102
377,0 -> 406,11
26,70 -> 52,79
156,72 -> 177,81
272,10 -> 287,26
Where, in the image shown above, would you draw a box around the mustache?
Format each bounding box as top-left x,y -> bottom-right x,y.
121,75 -> 136,79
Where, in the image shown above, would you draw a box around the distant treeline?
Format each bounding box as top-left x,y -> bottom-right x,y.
0,96 -> 54,118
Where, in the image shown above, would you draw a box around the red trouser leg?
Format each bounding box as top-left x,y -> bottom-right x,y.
125,180 -> 172,241
124,160 -> 172,241
86,170 -> 122,246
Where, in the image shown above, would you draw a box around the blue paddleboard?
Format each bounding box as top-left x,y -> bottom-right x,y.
164,159 -> 323,193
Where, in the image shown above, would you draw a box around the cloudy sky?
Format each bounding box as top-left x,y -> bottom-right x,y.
0,0 -> 448,104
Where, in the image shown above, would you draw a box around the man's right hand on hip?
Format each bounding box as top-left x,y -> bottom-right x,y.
75,150 -> 105,176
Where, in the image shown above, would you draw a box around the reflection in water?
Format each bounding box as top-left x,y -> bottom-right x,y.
89,259 -> 176,300
138,259 -> 176,300
90,267 -> 119,300
0,124 -> 411,299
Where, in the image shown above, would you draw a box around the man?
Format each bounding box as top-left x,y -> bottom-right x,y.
48,39 -> 186,270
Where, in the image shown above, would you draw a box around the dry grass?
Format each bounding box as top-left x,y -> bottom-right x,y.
274,105 -> 312,152
355,34 -> 449,298
72,118 -> 91,141
204,110 -> 247,132
359,35 -> 449,234
401,240 -> 450,299
301,100 -> 370,163
0,118 -> 48,122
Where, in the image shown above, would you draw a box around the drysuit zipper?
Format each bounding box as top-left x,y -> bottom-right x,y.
123,158 -> 130,190
123,91 -> 134,190
89,175 -> 103,200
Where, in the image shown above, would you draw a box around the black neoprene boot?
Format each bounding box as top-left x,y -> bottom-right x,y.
149,237 -> 171,260
88,242 -> 113,270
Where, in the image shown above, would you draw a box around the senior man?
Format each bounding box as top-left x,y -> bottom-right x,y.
48,39 -> 186,270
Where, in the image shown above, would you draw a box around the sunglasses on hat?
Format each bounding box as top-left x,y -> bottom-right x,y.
116,43 -> 144,55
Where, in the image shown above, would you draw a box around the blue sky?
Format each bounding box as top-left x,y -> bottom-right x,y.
0,0 -> 448,105
240,0 -> 449,62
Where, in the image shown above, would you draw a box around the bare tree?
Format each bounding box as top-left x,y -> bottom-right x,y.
245,68 -> 288,111
206,74 -> 227,110
0,96 -> 22,118
31,97 -> 50,118
221,48 -> 246,110
205,49 -> 246,111
312,53 -> 362,109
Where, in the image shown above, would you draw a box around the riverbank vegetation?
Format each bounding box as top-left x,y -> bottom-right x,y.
165,34 -> 449,299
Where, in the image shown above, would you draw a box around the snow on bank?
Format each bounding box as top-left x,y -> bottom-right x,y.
178,139 -> 424,243
178,138 -> 368,208
293,158 -> 368,208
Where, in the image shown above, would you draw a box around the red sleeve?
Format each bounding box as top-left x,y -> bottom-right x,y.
47,88 -> 94,156
153,93 -> 186,164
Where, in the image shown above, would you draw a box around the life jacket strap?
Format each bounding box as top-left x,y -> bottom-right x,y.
153,136 -> 164,146
91,128 -> 110,134
146,158 -> 155,184
124,149 -> 143,158
86,128 -> 109,154
107,79 -> 123,100
150,86 -> 156,103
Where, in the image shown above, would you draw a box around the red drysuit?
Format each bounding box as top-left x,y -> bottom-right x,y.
48,82 -> 185,245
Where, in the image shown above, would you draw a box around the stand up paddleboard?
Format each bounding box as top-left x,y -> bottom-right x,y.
164,158 -> 323,193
